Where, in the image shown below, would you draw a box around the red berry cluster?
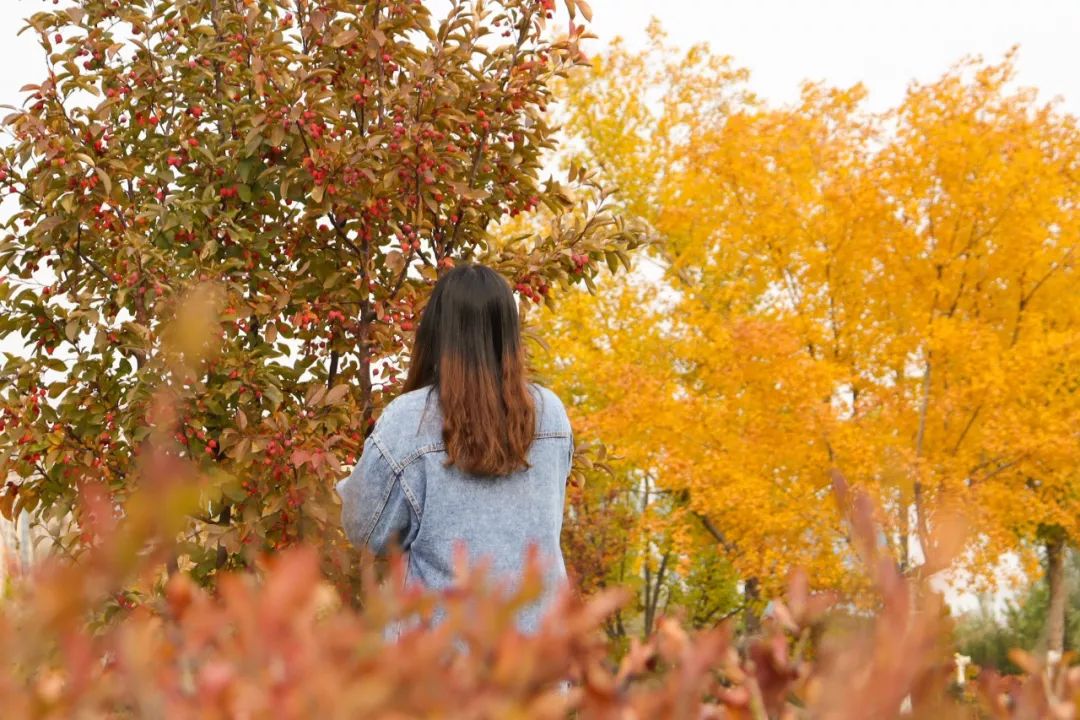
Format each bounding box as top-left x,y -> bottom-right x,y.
514,273 -> 550,303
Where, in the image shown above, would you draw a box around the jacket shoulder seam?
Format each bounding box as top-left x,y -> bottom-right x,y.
360,450 -> 399,545
398,477 -> 423,521
535,430 -> 571,440
370,433 -> 404,475
399,442 -> 445,471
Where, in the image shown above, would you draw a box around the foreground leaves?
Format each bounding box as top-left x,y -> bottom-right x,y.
2,460 -> 1078,719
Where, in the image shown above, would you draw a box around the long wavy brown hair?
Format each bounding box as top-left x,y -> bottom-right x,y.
403,264 -> 536,477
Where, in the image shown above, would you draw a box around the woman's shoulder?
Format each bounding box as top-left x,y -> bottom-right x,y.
381,385 -> 437,417
530,383 -> 572,437
371,386 -> 442,450
372,383 -> 570,448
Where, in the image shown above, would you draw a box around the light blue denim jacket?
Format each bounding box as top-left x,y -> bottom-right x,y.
336,384 -> 573,634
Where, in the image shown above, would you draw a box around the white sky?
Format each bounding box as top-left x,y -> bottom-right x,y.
1,1 -> 1078,112
581,0 -> 1080,112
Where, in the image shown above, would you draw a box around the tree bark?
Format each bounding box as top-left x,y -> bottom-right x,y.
743,576 -> 761,637
1045,538 -> 1067,656
643,551 -> 670,638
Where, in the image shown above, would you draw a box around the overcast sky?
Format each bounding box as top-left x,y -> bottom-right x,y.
582,0 -> 1080,112
1,1 -> 1077,111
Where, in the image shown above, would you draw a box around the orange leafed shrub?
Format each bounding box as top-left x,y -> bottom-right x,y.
3,458 -> 1078,719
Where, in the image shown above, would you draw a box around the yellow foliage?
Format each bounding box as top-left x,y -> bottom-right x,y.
544,33 -> 1080,596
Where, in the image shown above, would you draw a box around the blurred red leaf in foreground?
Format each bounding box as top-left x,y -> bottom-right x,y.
2,463 -> 1078,718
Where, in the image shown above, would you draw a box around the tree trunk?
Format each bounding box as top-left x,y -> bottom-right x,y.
643,551 -> 670,638
743,576 -> 761,637
1045,538 -> 1067,656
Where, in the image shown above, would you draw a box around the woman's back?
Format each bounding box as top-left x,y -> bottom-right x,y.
337,383 -> 573,633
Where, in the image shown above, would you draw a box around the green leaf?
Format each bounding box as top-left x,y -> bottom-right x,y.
222,479 -> 248,503
238,160 -> 256,183
605,251 -> 619,274
269,124 -> 286,147
263,384 -> 283,409
243,126 -> 264,155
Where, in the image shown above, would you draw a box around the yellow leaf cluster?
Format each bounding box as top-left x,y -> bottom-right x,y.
543,35 -> 1080,594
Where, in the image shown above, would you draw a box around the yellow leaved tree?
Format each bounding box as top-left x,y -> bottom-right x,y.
544,29 -> 1080,641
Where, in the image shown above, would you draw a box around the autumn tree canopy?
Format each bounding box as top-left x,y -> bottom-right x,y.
0,0 -> 641,582
547,31 -> 1080,606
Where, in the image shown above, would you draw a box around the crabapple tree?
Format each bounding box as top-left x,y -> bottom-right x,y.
0,0 -> 639,583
